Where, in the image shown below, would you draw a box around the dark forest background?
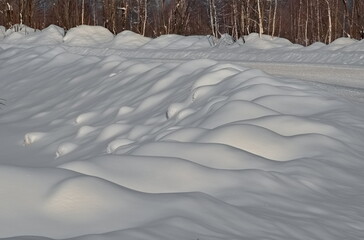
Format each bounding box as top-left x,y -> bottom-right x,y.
1,0 -> 363,45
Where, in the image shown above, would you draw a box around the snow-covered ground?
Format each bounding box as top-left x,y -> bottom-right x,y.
0,25 -> 364,240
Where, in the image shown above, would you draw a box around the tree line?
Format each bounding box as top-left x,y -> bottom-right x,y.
1,0 -> 363,45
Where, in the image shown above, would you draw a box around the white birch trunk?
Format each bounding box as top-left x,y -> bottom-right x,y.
81,0 -> 85,25
271,0 -> 277,37
325,0 -> 332,43
257,0 -> 263,38
142,0 -> 147,36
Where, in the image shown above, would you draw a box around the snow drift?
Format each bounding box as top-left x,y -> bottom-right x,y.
0,25 -> 364,240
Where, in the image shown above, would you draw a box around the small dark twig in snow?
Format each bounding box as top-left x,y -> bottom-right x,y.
0,98 -> 5,108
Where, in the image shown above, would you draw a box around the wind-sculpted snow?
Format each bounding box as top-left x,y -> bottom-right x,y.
1,33 -> 364,240
2,25 -> 364,66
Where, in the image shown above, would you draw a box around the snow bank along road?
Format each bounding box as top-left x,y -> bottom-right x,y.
59,45 -> 364,89
60,46 -> 364,101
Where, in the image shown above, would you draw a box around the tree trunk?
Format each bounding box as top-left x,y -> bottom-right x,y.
81,0 -> 85,25
142,0 -> 148,36
257,0 -> 263,38
271,0 -> 277,37
325,0 -> 332,43
232,0 -> 238,40
304,0 -> 309,45
209,0 -> 217,37
316,0 -> 321,41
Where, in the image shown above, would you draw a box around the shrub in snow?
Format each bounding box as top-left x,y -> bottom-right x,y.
2,24 -> 40,44
64,25 -> 114,47
5,24 -> 37,36
4,25 -> 64,45
214,34 -> 236,48
0,98 -> 5,108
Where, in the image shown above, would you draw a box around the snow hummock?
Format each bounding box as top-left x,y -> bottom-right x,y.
243,32 -> 299,49
112,30 -> 151,49
1,25 -> 364,240
5,24 -> 38,36
63,25 -> 114,46
2,25 -> 64,46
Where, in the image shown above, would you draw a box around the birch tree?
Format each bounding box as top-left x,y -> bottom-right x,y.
256,0 -> 263,37
271,0 -> 277,37
209,0 -> 218,38
325,0 -> 332,43
81,0 -> 85,24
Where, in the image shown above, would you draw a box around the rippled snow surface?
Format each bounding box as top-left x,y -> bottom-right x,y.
1,26 -> 364,240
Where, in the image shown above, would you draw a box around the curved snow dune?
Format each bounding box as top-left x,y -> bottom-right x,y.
0,165 -> 271,239
1,45 -> 364,239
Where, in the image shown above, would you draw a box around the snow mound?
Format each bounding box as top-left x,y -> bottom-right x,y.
5,24 -> 38,36
305,41 -> 326,50
330,37 -> 358,46
341,39 -> 364,52
326,37 -> 358,50
0,164 -> 277,239
2,31 -> 25,42
243,33 -> 295,49
4,25 -> 64,45
63,25 -> 114,46
37,25 -> 65,44
112,30 -> 151,49
2,24 -> 364,65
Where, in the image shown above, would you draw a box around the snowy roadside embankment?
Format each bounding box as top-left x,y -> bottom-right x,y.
1,25 -> 364,66
0,25 -> 364,240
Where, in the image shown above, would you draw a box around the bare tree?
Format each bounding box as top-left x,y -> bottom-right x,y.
81,0 -> 85,24
142,0 -> 147,36
256,0 -> 263,37
1,0 -> 363,44
325,0 -> 332,43
271,0 -> 277,37
209,0 -> 218,38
